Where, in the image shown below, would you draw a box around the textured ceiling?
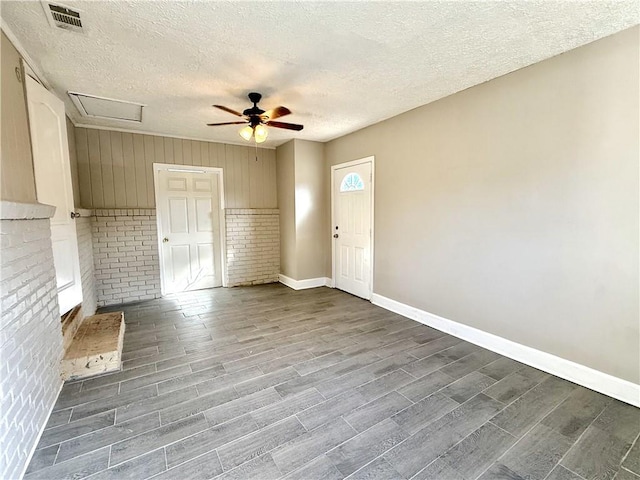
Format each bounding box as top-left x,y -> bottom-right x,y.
2,1 -> 638,147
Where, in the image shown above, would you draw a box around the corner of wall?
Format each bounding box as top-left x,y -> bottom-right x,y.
275,140 -> 297,279
66,116 -> 81,208
277,138 -> 329,281
0,201 -> 64,479
75,210 -> 97,316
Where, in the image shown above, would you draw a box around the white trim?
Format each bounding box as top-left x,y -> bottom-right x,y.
371,293 -> 640,407
331,156 -> 375,300
218,174 -> 228,287
279,274 -> 331,290
153,163 -> 227,294
73,124 -> 277,150
167,168 -> 207,174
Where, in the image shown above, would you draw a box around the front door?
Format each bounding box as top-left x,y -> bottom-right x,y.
333,160 -> 373,299
25,76 -> 82,315
156,167 -> 223,294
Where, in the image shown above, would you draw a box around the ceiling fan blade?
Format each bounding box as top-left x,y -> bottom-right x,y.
206,121 -> 247,126
213,105 -> 244,117
261,106 -> 291,121
266,120 -> 304,131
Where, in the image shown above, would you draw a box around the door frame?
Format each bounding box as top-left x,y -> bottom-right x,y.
153,163 -> 227,294
25,74 -> 83,315
330,156 -> 375,298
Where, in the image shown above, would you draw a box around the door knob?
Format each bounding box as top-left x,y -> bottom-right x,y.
163,237 -> 169,243
70,211 -> 81,219
333,233 -> 339,238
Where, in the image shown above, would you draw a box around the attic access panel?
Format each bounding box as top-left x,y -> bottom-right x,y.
68,92 -> 144,122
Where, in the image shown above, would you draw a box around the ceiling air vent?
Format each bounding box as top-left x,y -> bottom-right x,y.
41,1 -> 84,33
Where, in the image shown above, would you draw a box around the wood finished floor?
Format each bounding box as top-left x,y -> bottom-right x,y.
26,284 -> 640,480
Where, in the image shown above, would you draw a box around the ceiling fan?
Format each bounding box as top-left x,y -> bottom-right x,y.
207,92 -> 303,143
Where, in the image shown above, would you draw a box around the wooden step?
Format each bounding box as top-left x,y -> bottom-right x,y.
61,305 -> 83,353
61,312 -> 125,381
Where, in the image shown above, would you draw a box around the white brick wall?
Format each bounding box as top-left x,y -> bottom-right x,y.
76,214 -> 96,317
92,209 -> 161,307
0,212 -> 63,480
226,209 -> 280,286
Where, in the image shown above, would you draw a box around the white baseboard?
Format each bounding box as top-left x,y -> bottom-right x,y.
371,293 -> 640,407
279,274 -> 332,290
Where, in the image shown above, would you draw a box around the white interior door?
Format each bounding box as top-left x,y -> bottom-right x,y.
156,168 -> 223,294
25,76 -> 82,316
333,160 -> 373,299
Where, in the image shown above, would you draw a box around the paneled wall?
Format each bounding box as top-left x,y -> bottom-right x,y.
74,128 -> 277,209
67,117 -> 81,208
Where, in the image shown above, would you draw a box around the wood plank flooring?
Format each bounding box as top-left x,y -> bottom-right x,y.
25,284 -> 640,480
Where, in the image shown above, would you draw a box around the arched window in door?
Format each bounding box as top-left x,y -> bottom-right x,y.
340,172 -> 364,192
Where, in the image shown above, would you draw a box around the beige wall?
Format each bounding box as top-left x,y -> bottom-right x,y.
325,27 -> 639,383
294,140 -> 327,280
1,32 -> 36,203
276,139 -> 327,281
74,128 -> 277,209
276,140 -> 296,278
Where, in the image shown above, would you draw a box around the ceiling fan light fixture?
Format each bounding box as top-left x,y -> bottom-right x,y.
239,125 -> 254,141
254,124 -> 268,143
213,92 -> 302,142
